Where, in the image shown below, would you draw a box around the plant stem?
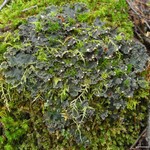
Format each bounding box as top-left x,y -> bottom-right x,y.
0,0 -> 10,11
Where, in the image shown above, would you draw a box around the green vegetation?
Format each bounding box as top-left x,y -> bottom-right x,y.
0,0 -> 133,62
0,0 -> 133,33
0,1 -> 149,150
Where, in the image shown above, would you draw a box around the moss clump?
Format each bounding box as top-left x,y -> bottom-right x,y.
0,2 -> 149,150
0,0 -> 133,63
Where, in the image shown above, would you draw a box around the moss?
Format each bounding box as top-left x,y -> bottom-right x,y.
0,0 -> 133,63
0,0 -> 133,34
1,3 -> 149,149
36,48 -> 48,61
48,21 -> 61,32
1,1 -> 148,149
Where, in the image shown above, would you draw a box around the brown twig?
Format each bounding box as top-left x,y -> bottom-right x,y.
130,128 -> 147,149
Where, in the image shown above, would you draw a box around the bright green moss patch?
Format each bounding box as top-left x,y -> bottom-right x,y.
48,21 -> 61,32
0,0 -> 133,39
0,30 -> 21,62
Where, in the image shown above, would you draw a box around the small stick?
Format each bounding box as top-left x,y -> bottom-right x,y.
22,5 -> 37,12
0,0 -> 10,11
130,128 -> 147,149
136,146 -> 150,149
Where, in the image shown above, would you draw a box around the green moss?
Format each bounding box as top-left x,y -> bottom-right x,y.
68,17 -> 76,25
77,13 -> 91,23
36,48 -> 48,61
0,0 -> 133,63
1,3 -> 149,149
48,21 -> 60,32
32,21 -> 42,32
0,1 -> 149,150
0,0 -> 133,35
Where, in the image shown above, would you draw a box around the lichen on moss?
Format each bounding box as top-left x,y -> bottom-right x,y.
0,2 -> 149,150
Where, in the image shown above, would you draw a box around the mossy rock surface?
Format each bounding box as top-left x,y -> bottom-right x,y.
0,3 -> 150,149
